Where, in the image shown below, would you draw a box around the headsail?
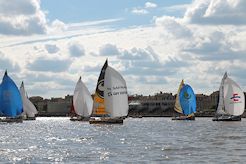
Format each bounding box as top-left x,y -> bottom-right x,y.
216,72 -> 227,115
224,76 -> 245,116
73,76 -> 93,117
20,81 -> 38,117
104,66 -> 128,117
179,84 -> 196,116
174,80 -> 184,114
92,60 -> 108,115
0,71 -> 23,117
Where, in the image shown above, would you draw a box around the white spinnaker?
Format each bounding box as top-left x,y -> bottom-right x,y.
216,73 -> 227,115
20,82 -> 38,117
104,66 -> 128,117
73,77 -> 93,117
224,77 -> 245,116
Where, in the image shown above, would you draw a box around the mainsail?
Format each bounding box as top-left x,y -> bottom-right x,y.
224,76 -> 245,116
216,72 -> 227,115
92,60 -> 108,115
179,84 -> 196,116
104,66 -> 128,117
73,77 -> 93,117
174,80 -> 184,114
20,81 -> 38,117
0,71 -> 23,117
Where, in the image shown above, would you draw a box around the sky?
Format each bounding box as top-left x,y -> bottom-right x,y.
0,0 -> 246,98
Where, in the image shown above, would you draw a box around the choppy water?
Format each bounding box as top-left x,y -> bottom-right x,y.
0,117 -> 246,163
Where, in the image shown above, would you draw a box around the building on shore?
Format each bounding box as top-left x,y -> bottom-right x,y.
129,91 -> 220,116
28,90 -> 229,116
30,95 -> 73,116
128,92 -> 175,116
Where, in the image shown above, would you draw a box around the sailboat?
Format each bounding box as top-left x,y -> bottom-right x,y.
172,80 -> 196,120
89,60 -> 128,124
70,76 -> 93,121
69,98 -> 76,118
212,72 -> 245,121
20,81 -> 38,120
0,71 -> 23,123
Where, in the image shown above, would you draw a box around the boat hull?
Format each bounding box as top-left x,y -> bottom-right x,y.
172,116 -> 195,121
70,116 -> 90,121
212,115 -> 241,121
0,117 -> 23,123
89,117 -> 123,124
24,117 -> 36,121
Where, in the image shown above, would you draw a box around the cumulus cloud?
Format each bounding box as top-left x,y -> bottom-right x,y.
23,72 -> 75,87
145,2 -> 157,8
45,44 -> 60,54
184,0 -> 246,25
69,42 -> 85,57
131,8 -> 149,15
49,19 -> 66,33
119,47 -> 158,61
82,65 -> 101,72
99,44 -> 120,56
1,0 -> 246,97
27,57 -> 72,72
164,4 -> 190,12
131,1 -> 157,15
155,16 -> 192,38
0,0 -> 47,35
0,52 -> 20,72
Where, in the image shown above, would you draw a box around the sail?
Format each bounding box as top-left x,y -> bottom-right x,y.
0,71 -> 23,117
179,84 -> 196,116
224,77 -> 245,116
92,60 -> 108,115
73,77 -> 93,117
174,80 -> 184,114
20,82 -> 38,117
104,66 -> 128,117
216,72 -> 227,115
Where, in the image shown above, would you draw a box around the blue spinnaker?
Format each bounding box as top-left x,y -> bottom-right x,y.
0,72 -> 23,117
179,84 -> 196,115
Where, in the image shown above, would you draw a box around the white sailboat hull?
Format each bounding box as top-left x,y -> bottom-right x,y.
212,115 -> 241,121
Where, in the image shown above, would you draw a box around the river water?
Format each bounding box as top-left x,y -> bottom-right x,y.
0,117 -> 246,163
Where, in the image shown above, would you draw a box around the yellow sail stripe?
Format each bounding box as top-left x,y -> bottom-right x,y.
92,93 -> 107,115
187,113 -> 194,118
174,79 -> 184,114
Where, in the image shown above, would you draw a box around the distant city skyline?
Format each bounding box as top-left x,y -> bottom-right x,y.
0,0 -> 245,98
